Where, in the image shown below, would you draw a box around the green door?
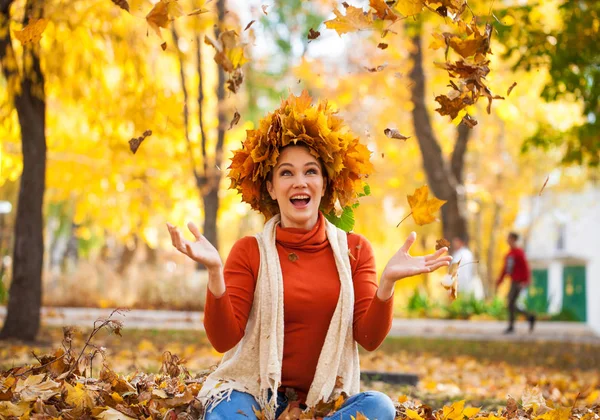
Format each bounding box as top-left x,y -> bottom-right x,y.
562,266 -> 587,322
526,269 -> 548,313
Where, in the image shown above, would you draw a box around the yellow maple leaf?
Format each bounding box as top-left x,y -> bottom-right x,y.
407,185 -> 446,225
442,400 -> 465,420
352,413 -> 369,420
13,18 -> 48,46
0,401 -> 31,417
537,407 -> 572,420
324,6 -> 373,36
463,406 -> 481,418
406,408 -> 424,420
64,382 -> 95,409
394,0 -> 423,17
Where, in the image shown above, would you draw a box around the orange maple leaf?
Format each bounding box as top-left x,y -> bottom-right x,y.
370,0 -> 399,21
13,18 -> 48,46
324,6 -> 373,36
407,185 -> 446,225
146,0 -> 183,49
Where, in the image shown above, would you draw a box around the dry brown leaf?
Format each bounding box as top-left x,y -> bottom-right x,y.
384,128 -> 410,140
436,238 -> 450,250
364,63 -> 387,72
244,20 -> 256,31
377,42 -> 388,49
111,0 -> 130,13
507,81 -> 517,96
288,253 -> 298,262
129,130 -> 152,155
229,111 -> 241,130
308,28 -> 321,41
261,4 -> 268,15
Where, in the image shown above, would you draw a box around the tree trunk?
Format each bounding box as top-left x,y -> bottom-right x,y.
0,0 -> 47,341
116,235 -> 139,276
486,200 -> 503,296
408,26 -> 469,243
201,0 -> 227,251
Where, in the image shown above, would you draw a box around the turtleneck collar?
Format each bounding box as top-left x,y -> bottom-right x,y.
275,212 -> 329,252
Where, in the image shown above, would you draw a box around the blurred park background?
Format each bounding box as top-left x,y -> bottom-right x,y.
1,0 -> 599,331
1,0 -> 600,415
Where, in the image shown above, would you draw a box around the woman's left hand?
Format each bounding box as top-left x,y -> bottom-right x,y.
381,231 -> 452,284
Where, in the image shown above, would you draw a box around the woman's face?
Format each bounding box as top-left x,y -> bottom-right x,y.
266,145 -> 326,230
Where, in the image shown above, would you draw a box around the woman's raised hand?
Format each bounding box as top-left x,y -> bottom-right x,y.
381,231 -> 452,284
166,222 -> 222,270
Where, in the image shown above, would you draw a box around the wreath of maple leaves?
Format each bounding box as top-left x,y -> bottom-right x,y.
227,90 -> 374,219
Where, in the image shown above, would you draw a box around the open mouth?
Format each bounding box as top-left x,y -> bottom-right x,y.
290,195 -> 311,208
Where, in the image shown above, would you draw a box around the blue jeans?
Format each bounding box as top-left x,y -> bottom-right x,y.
205,390 -> 396,419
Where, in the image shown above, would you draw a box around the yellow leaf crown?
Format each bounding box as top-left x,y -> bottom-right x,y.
227,90 -> 374,219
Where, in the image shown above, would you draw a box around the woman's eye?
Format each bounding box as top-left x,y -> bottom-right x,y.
307,169 -> 318,175
281,170 -> 292,176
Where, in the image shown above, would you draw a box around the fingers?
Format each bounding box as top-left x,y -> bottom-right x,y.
427,260 -> 451,272
425,247 -> 448,262
187,222 -> 202,240
400,231 -> 417,253
166,223 -> 187,253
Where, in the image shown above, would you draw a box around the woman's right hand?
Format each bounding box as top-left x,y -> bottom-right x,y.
166,222 -> 222,270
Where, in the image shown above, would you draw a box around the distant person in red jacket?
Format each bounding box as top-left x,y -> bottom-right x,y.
496,232 -> 536,334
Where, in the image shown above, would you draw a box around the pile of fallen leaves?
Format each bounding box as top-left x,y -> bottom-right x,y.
2,311 -> 599,419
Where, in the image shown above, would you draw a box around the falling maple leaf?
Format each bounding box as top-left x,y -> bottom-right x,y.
228,110 -> 241,130
146,0 -> 184,49
394,0 -> 424,16
364,63 -> 387,72
407,185 -> 447,225
436,238 -> 450,250
442,259 -> 460,300
370,0 -> 399,22
507,82 -> 517,96
324,6 -> 373,36
377,42 -> 388,49
244,20 -> 256,31
129,130 -> 152,155
111,0 -> 130,13
308,28 -> 321,41
204,30 -> 248,73
13,18 -> 48,46
384,128 -> 409,140
261,4 -> 268,15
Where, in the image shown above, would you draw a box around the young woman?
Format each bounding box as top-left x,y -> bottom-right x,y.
166,92 -> 451,420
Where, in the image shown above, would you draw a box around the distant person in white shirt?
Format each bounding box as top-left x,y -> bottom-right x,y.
451,235 -> 484,300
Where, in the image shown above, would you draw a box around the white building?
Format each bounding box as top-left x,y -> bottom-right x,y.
514,186 -> 599,334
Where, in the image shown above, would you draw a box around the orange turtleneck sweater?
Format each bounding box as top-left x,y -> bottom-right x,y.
203,212 -> 394,403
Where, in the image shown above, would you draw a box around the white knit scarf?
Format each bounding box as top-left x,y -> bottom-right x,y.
197,214 -> 360,419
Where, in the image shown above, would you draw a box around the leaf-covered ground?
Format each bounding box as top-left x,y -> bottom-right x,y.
1,315 -> 599,419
